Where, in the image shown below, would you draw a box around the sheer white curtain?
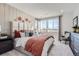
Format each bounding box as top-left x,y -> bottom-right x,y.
37,17 -> 59,32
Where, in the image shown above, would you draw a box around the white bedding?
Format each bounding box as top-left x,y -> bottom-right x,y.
15,36 -> 54,56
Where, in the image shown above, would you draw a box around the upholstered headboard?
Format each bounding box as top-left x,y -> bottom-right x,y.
10,17 -> 37,37
10,20 -> 29,37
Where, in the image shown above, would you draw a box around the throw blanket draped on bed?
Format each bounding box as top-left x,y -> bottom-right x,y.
24,35 -> 54,56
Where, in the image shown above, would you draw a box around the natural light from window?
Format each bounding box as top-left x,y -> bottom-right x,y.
37,17 -> 59,31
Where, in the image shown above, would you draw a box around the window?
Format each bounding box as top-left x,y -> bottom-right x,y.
38,20 -> 41,30
37,17 -> 59,31
53,17 -> 59,29
48,19 -> 54,29
40,20 -> 47,30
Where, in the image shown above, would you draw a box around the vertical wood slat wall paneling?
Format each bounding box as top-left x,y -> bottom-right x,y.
0,4 -> 5,33
16,8 -> 19,17
0,4 -> 35,34
4,4 -> 10,34
13,6 -> 17,20
16,8 -> 19,31
0,4 -> 2,32
9,5 -> 15,21
9,5 -> 15,35
9,5 -> 14,35
4,4 -> 6,33
0,5 -> 1,33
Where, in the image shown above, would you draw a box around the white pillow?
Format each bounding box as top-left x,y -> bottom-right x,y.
20,32 -> 25,37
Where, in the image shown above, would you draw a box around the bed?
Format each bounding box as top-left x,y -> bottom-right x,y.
14,34 -> 54,56
10,20 -> 54,56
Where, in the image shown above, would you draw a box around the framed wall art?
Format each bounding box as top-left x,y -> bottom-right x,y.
73,16 -> 78,27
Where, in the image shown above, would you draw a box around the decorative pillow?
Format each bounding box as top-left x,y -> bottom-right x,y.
29,32 -> 33,36
14,30 -> 21,38
33,31 -> 40,36
25,31 -> 29,37
20,32 -> 25,37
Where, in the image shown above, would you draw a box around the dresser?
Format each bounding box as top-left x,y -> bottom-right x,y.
70,33 -> 79,56
0,36 -> 14,54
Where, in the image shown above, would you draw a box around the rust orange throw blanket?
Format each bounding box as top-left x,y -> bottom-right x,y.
24,36 -> 49,56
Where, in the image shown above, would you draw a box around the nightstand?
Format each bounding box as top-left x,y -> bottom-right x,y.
0,36 -> 14,54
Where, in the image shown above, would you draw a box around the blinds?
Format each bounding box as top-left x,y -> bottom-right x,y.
37,17 -> 59,31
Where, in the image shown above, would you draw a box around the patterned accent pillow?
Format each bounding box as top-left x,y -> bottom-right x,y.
14,30 -> 21,38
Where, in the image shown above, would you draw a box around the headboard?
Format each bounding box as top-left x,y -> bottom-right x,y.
10,20 -> 30,37
10,16 -> 37,37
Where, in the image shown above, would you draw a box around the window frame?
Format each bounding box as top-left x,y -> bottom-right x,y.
37,17 -> 59,31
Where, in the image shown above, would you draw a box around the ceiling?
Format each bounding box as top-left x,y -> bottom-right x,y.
8,3 -> 78,18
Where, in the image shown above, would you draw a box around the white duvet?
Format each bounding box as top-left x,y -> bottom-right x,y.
15,36 -> 54,56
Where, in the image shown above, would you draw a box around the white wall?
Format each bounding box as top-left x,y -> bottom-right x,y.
0,3 -> 76,36
0,3 -> 35,35
73,5 -> 79,18
61,5 -> 79,35
61,12 -> 73,35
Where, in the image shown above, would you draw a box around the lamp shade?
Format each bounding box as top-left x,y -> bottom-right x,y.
0,25 -> 1,32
